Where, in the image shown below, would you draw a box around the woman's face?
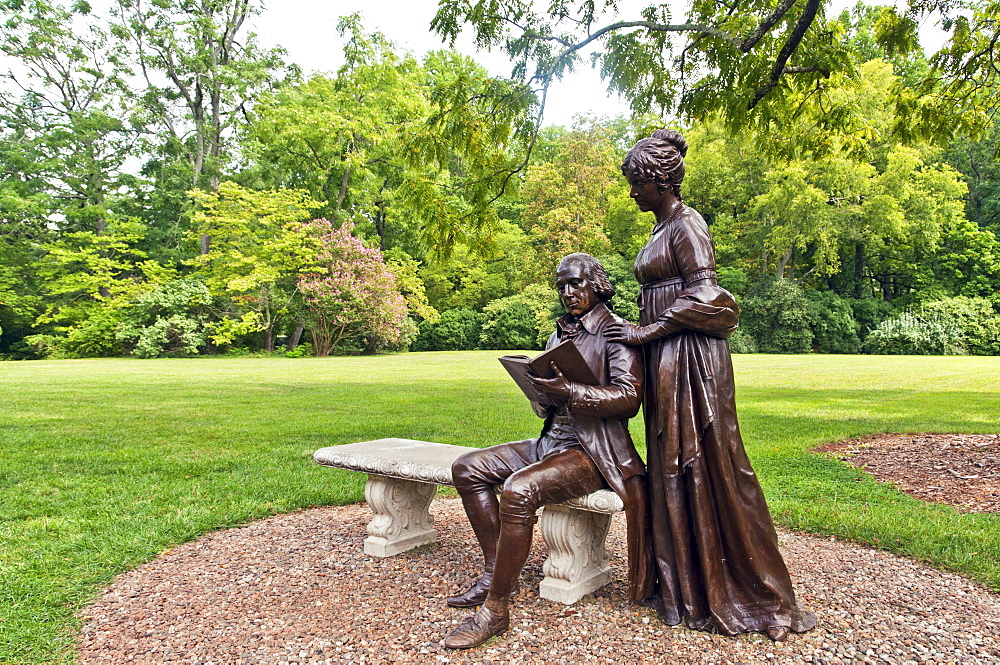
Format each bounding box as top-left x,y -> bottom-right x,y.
627,176 -> 667,213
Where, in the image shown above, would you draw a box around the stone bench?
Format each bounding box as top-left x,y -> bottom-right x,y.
314,438 -> 624,604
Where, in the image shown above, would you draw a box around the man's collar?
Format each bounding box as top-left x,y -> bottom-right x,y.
561,301 -> 612,334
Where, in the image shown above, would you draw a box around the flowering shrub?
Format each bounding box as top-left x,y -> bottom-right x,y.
864,309 -> 966,355
865,297 -> 1000,355
297,219 -> 407,355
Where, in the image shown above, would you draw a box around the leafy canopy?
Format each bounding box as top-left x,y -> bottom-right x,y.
432,0 -> 1000,148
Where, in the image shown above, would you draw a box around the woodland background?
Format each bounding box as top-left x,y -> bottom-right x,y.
3,0 -> 1000,360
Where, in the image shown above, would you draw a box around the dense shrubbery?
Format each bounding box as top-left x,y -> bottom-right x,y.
480,285 -> 561,350
480,298 -> 538,350
411,309 -> 484,351
865,310 -> 966,355
739,277 -> 814,353
410,277 -> 1000,357
116,279 -> 212,358
722,279 -> 1000,356
804,291 -> 862,354
865,297 -> 1000,355
923,297 -> 1000,355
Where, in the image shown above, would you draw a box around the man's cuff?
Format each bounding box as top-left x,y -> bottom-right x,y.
567,382 -> 602,412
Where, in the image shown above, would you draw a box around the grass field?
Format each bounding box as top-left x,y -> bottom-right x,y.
2,352 -> 999,663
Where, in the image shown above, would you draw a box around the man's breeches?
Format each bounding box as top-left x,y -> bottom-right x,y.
452,439 -> 605,526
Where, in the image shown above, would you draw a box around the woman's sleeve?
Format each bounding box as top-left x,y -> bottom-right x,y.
644,212 -> 740,339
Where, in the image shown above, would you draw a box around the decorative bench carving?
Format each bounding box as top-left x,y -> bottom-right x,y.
314,438 -> 624,605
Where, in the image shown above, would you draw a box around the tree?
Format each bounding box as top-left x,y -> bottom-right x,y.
244,23 -> 427,252
0,155 -> 48,353
111,0 -> 294,254
383,248 -> 439,323
1,0 -> 140,236
296,218 -> 407,356
943,121 -> 1000,234
683,60 -> 974,302
432,0 -> 1000,152
418,223 -> 530,312
29,218 -> 165,357
244,17 -> 536,259
188,182 -> 319,352
519,122 -> 620,279
433,0 -> 854,140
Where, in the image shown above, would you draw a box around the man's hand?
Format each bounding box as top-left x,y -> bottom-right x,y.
605,321 -> 658,346
526,362 -> 571,401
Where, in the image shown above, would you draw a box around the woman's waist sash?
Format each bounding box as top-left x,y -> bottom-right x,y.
640,276 -> 685,290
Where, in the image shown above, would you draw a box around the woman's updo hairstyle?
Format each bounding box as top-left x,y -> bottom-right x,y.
621,129 -> 687,200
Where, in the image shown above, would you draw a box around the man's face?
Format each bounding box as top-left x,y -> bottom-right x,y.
556,261 -> 599,318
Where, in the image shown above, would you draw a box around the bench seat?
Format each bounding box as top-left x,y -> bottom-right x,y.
314,438 -> 624,604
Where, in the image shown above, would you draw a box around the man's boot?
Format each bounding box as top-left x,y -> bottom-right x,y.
447,490 -> 501,607
444,522 -> 533,649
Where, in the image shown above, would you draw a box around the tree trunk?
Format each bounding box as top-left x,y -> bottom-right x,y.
374,206 -> 386,251
853,242 -> 865,299
336,168 -> 351,214
776,245 -> 795,279
310,328 -> 331,356
879,277 -> 892,301
287,321 -> 304,350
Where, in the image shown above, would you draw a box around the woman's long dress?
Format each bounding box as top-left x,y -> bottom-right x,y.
635,206 -> 816,635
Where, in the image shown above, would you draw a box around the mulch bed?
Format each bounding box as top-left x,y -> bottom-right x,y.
77,495 -> 1000,664
76,433 -> 1000,664
813,433 -> 1000,513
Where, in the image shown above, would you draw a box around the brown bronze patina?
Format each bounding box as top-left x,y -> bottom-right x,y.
445,253 -> 655,649
606,129 -> 816,641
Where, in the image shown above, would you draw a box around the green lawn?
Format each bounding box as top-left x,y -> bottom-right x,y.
2,353 -> 999,663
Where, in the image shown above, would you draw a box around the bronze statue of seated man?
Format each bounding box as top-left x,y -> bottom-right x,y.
445,252 -> 654,649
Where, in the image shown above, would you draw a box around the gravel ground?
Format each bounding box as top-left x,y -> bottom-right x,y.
77,498 -> 1000,665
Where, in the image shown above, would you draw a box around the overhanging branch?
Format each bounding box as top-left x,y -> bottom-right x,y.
740,0 -> 800,52
530,19 -> 742,65
748,0 -> 822,109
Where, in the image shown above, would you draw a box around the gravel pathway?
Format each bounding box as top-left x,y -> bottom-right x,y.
77,499 -> 1000,665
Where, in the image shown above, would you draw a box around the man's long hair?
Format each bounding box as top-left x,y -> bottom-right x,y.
558,253 -> 615,302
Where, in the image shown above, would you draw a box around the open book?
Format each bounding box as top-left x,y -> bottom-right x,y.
499,340 -> 599,405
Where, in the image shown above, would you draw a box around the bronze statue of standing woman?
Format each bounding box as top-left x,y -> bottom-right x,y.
607,129 -> 816,641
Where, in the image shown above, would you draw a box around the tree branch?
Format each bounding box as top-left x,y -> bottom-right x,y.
784,65 -> 830,75
748,0 -> 822,109
740,0 -> 800,52
531,19 -> 742,64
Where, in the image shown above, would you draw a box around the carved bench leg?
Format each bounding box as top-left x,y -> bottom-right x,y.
538,504 -> 612,604
363,474 -> 437,557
